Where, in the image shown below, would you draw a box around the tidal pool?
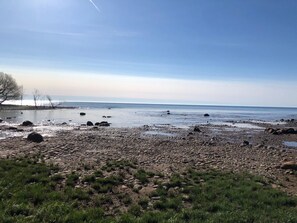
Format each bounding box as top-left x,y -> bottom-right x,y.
283,141 -> 297,148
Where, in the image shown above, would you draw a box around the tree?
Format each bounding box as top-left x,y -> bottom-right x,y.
46,95 -> 54,108
33,89 -> 41,108
0,72 -> 23,105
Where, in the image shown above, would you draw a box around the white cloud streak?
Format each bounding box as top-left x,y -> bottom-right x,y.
88,0 -> 100,13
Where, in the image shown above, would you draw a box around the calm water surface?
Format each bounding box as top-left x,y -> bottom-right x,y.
0,102 -> 296,128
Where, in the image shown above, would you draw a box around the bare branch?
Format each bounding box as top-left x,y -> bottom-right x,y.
33,89 -> 41,109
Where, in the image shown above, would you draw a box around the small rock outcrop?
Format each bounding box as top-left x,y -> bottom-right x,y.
80,112 -> 86,116
193,126 -> 201,132
281,161 -> 297,171
95,121 -> 110,127
265,128 -> 297,135
240,140 -> 250,147
87,121 -> 94,126
0,119 -> 3,123
27,132 -> 43,143
22,120 -> 33,126
204,114 -> 210,117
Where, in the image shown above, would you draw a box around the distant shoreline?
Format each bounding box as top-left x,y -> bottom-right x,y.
0,104 -> 76,110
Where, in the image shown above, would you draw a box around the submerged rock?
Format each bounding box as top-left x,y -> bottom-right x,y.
22,120 -> 33,126
7,126 -> 18,131
27,132 -> 43,143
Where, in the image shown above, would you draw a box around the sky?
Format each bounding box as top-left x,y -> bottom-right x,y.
0,0 -> 296,106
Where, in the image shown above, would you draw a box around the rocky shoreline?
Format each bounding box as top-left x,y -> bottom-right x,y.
0,121 -> 296,196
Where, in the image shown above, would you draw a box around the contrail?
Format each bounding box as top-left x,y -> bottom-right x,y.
88,0 -> 100,13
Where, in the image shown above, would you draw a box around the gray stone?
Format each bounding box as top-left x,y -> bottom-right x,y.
27,132 -> 43,143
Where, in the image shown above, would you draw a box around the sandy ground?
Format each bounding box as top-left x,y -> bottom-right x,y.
0,121 -> 296,195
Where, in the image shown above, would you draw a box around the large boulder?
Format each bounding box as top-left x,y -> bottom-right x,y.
27,132 -> 43,143
22,120 -> 33,126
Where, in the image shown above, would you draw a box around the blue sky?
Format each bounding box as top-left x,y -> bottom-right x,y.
0,0 -> 297,106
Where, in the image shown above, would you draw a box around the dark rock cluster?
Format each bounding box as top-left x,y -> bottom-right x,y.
265,128 -> 297,135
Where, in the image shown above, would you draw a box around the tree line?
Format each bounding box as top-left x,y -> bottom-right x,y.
0,72 -> 56,108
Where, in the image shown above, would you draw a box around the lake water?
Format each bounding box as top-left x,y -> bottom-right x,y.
0,102 -> 296,128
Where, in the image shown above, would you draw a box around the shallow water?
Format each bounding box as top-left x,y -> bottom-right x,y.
283,141 -> 297,148
1,102 -> 296,128
0,102 -> 296,139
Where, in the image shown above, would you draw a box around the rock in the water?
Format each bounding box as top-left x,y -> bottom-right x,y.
87,121 -> 93,126
27,132 -> 43,143
95,121 -> 110,127
80,112 -> 86,116
204,113 -> 210,117
281,161 -> 297,170
167,110 -> 170,115
22,120 -> 33,126
100,121 -> 110,127
0,119 -> 3,123
193,126 -> 201,132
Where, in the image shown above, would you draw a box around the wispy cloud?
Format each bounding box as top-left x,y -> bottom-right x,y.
88,0 -> 100,13
2,26 -> 85,37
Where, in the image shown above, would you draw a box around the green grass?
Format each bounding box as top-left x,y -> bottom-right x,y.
0,158 -> 296,222
102,160 -> 136,172
134,169 -> 155,184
